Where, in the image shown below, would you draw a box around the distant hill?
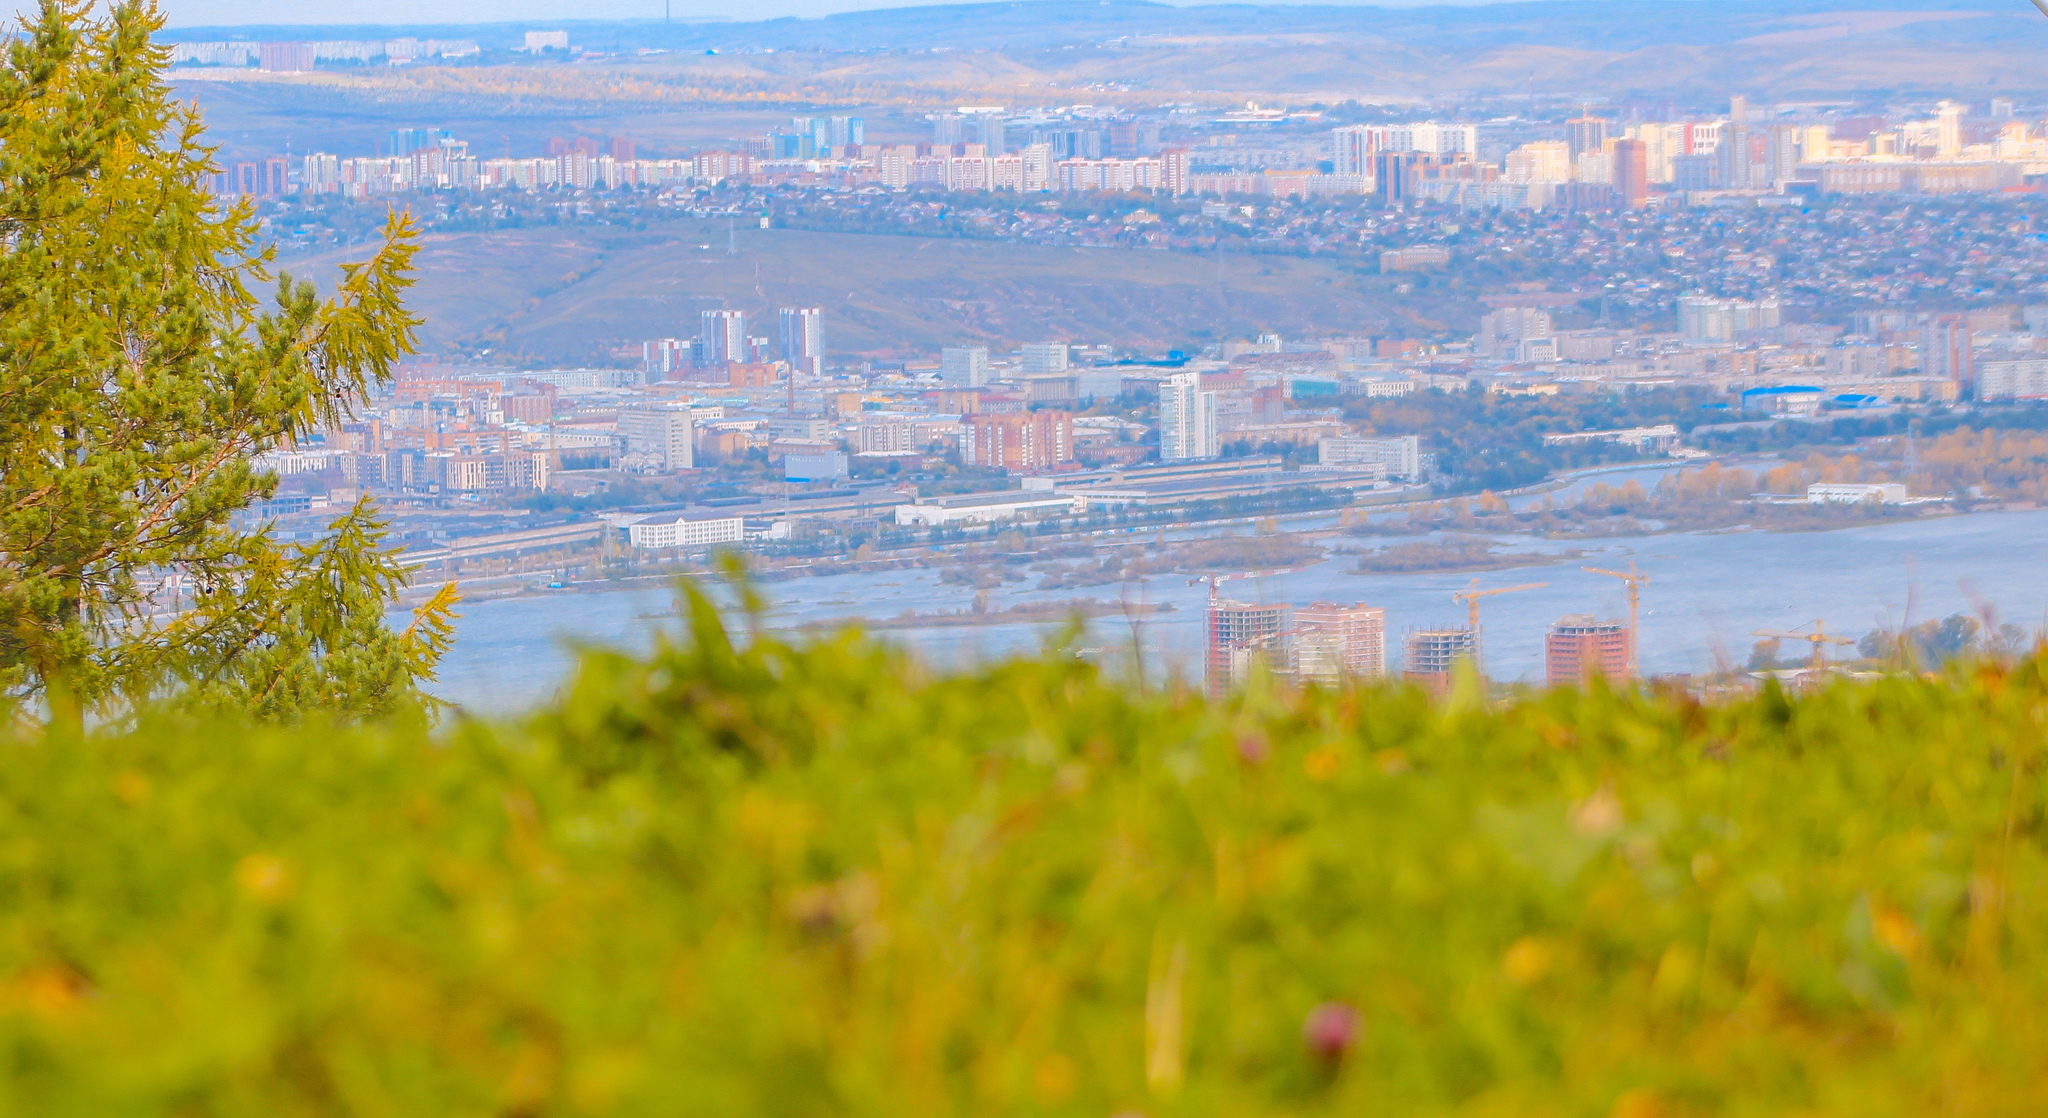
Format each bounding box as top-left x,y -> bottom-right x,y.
274,221 -> 1473,364
169,0 -> 2048,161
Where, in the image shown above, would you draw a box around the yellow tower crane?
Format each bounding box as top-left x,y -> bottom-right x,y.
1451,580 -> 1546,673
1582,562 -> 1649,678
1751,620 -> 1856,675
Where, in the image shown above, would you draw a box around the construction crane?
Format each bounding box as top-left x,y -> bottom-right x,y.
1582,562 -> 1649,677
1751,620 -> 1856,674
1187,567 -> 1311,602
1451,580 -> 1546,672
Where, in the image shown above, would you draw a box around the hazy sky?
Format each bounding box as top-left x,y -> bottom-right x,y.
135,0 -> 1538,28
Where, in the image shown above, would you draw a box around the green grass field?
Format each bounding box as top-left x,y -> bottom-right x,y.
3,588 -> 2046,1115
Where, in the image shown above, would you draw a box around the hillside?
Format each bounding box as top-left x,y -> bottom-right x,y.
169,0 -> 2048,159
3,591 -> 2047,1112
274,221 -> 1463,363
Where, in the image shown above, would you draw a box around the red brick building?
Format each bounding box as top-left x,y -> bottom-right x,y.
962,411 -> 1074,471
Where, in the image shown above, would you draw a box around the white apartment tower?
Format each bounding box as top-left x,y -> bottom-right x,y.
616,406 -> 695,472
1021,343 -> 1070,375
700,309 -> 747,365
1331,125 -> 1371,177
941,346 -> 991,388
1159,371 -> 1218,461
779,307 -> 825,377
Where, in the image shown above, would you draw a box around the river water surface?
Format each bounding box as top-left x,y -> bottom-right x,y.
428,505 -> 2048,716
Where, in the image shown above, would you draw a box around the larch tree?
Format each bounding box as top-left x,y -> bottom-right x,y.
0,1 -> 458,721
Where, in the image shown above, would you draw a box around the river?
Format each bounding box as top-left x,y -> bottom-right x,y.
425,504 -> 2048,716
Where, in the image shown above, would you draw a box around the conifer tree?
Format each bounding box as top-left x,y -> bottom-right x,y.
0,1 -> 457,720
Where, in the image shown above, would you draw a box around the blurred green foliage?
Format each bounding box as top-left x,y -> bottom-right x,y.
2,585 -> 2045,1116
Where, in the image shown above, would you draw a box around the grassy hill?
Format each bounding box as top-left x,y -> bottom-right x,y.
275,221 -> 1461,363
3,588 -> 2048,1112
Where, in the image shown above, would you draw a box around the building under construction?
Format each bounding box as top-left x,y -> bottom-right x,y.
1403,627 -> 1477,691
1292,602 -> 1387,684
1207,599 -> 1390,695
1546,615 -> 1632,686
1206,600 -> 1292,696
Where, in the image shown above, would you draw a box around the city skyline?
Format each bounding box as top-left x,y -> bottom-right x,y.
84,0 -> 1583,30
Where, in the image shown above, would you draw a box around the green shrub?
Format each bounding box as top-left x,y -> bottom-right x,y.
1,586 -> 2045,1115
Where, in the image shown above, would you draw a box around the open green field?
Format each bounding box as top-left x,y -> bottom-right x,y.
276,222 -> 1464,363
5,593 -> 2048,1113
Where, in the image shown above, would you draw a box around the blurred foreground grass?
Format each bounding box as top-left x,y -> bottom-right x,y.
2,588 -> 2045,1116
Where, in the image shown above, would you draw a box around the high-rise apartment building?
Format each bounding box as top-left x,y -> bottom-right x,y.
642,338 -> 686,379
1565,114 -> 1609,160
1921,316 -> 1974,387
1159,372 -> 1218,461
779,307 -> 825,377
1624,122 -> 1686,183
1677,295 -> 1780,341
828,115 -> 864,147
616,406 -> 695,472
941,346 -> 990,388
1475,306 -> 1553,357
1373,151 -> 1412,203
1764,126 -> 1800,188
1670,153 -> 1718,192
1613,138 -> 1650,208
1161,147 -> 1191,196
1207,600 -> 1292,697
699,309 -> 747,366
1545,615 -> 1631,686
1403,628 -> 1476,692
1936,101 -> 1963,159
1293,602 -> 1387,684
961,411 -> 1074,471
856,420 -> 916,454
1332,125 -> 1371,177
1718,121 -> 1751,189
1504,141 -> 1572,184
1021,343 -> 1070,375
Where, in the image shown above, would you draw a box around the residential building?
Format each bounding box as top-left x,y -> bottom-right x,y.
962,411 -> 1074,471
1476,306 -> 1553,357
1505,141 -> 1572,185
857,420 -> 917,453
1159,371 -> 1218,461
258,41 -> 314,72
1022,342 -> 1070,375
941,346 -> 990,388
779,307 -> 825,377
1293,602 -> 1387,683
1566,114 -> 1609,160
1678,295 -> 1781,341
1921,316 -> 1973,387
1613,138 -> 1649,208
700,309 -> 747,366
1546,615 -> 1632,686
1206,600 -> 1292,697
1978,357 -> 2048,400
616,405 -> 695,472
